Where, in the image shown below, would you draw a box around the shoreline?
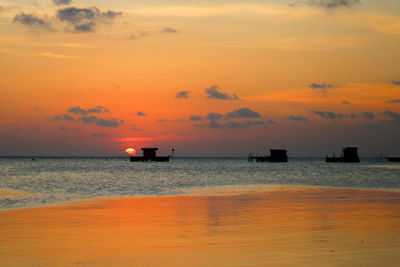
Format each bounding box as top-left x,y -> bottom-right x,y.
2,184 -> 400,212
2,184 -> 400,211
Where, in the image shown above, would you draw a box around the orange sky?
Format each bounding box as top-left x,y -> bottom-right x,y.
0,0 -> 400,156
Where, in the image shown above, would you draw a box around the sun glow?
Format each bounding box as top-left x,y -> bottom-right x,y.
125,148 -> 136,155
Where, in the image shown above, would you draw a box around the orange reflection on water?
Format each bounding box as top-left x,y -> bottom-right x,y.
1,186 -> 400,266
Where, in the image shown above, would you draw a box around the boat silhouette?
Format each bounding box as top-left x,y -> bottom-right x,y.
130,148 -> 170,162
326,147 -> 360,163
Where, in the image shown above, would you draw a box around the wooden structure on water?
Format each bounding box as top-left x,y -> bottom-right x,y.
248,149 -> 288,162
326,147 -> 360,163
130,148 -> 170,162
387,157 -> 400,162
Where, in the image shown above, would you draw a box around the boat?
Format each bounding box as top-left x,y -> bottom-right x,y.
387,157 -> 400,162
249,149 -> 288,162
130,148 -> 170,162
326,147 -> 360,163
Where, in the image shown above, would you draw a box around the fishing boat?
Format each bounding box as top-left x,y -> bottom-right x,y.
326,147 -> 360,163
130,148 -> 170,162
248,149 -> 288,162
387,157 -> 400,162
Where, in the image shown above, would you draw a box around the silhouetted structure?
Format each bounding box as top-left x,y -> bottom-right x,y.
249,149 -> 288,162
326,147 -> 360,163
387,157 -> 400,162
130,148 -> 170,162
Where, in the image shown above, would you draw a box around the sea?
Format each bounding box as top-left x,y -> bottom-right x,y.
0,157 -> 399,210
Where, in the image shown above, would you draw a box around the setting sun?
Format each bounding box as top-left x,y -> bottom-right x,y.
125,148 -> 136,155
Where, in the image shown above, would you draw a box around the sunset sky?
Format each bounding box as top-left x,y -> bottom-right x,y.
1,0 -> 399,157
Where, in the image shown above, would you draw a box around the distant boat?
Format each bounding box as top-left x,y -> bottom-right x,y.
249,149 -> 288,162
326,147 -> 360,163
130,148 -> 170,162
387,157 -> 400,162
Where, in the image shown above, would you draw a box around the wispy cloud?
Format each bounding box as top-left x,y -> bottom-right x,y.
386,99 -> 400,104
68,106 -> 109,115
199,119 -> 275,130
190,115 -> 202,122
226,108 -> 261,119
57,7 -> 122,33
205,113 -> 223,121
310,83 -> 334,93
130,124 -> 141,131
53,0 -> 71,6
50,114 -> 75,121
381,110 -> 400,124
175,91 -> 190,99
391,80 -> 400,86
205,85 -> 240,101
91,133 -> 108,137
160,27 -> 179,34
0,48 -> 78,59
49,106 -> 123,127
291,0 -> 360,10
310,110 -> 346,119
79,116 -> 123,127
360,111 -> 375,119
288,115 -> 308,122
13,13 -> 56,32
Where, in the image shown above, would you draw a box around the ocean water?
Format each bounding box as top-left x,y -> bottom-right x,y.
0,157 -> 399,209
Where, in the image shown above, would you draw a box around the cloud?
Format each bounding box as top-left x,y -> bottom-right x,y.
205,112 -> 223,121
158,119 -> 167,122
68,106 -> 109,115
137,111 -> 146,116
360,111 -> 375,119
291,0 -> 360,9
91,133 -> 108,137
381,110 -> 400,124
310,110 -> 346,119
74,22 -> 95,32
130,124 -> 141,131
175,91 -> 190,99
56,7 -> 122,32
190,115 -> 202,121
127,34 -> 136,40
341,100 -> 351,105
391,80 -> 400,86
288,115 -> 308,122
13,13 -> 55,32
51,114 -> 75,121
160,27 -> 179,34
386,99 -> 400,103
80,116 -> 123,127
53,0 -> 71,6
226,108 -> 261,119
203,120 -> 274,129
0,48 -> 78,59
205,85 -> 240,101
310,83 -> 333,93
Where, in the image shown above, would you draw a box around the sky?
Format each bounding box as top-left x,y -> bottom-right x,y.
0,0 -> 399,157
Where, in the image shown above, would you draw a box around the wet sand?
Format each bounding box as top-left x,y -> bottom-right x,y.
1,186 -> 400,266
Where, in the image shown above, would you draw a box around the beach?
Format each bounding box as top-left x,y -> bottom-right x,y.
1,186 -> 400,266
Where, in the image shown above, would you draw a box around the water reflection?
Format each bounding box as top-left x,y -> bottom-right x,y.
1,187 -> 400,266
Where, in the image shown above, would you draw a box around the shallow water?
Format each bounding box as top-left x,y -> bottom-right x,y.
0,157 -> 399,209
1,187 -> 400,266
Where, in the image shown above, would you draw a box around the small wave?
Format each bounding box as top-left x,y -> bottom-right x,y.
0,189 -> 32,199
368,165 -> 400,169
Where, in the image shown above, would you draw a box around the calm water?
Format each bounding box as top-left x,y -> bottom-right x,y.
0,157 -> 399,209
